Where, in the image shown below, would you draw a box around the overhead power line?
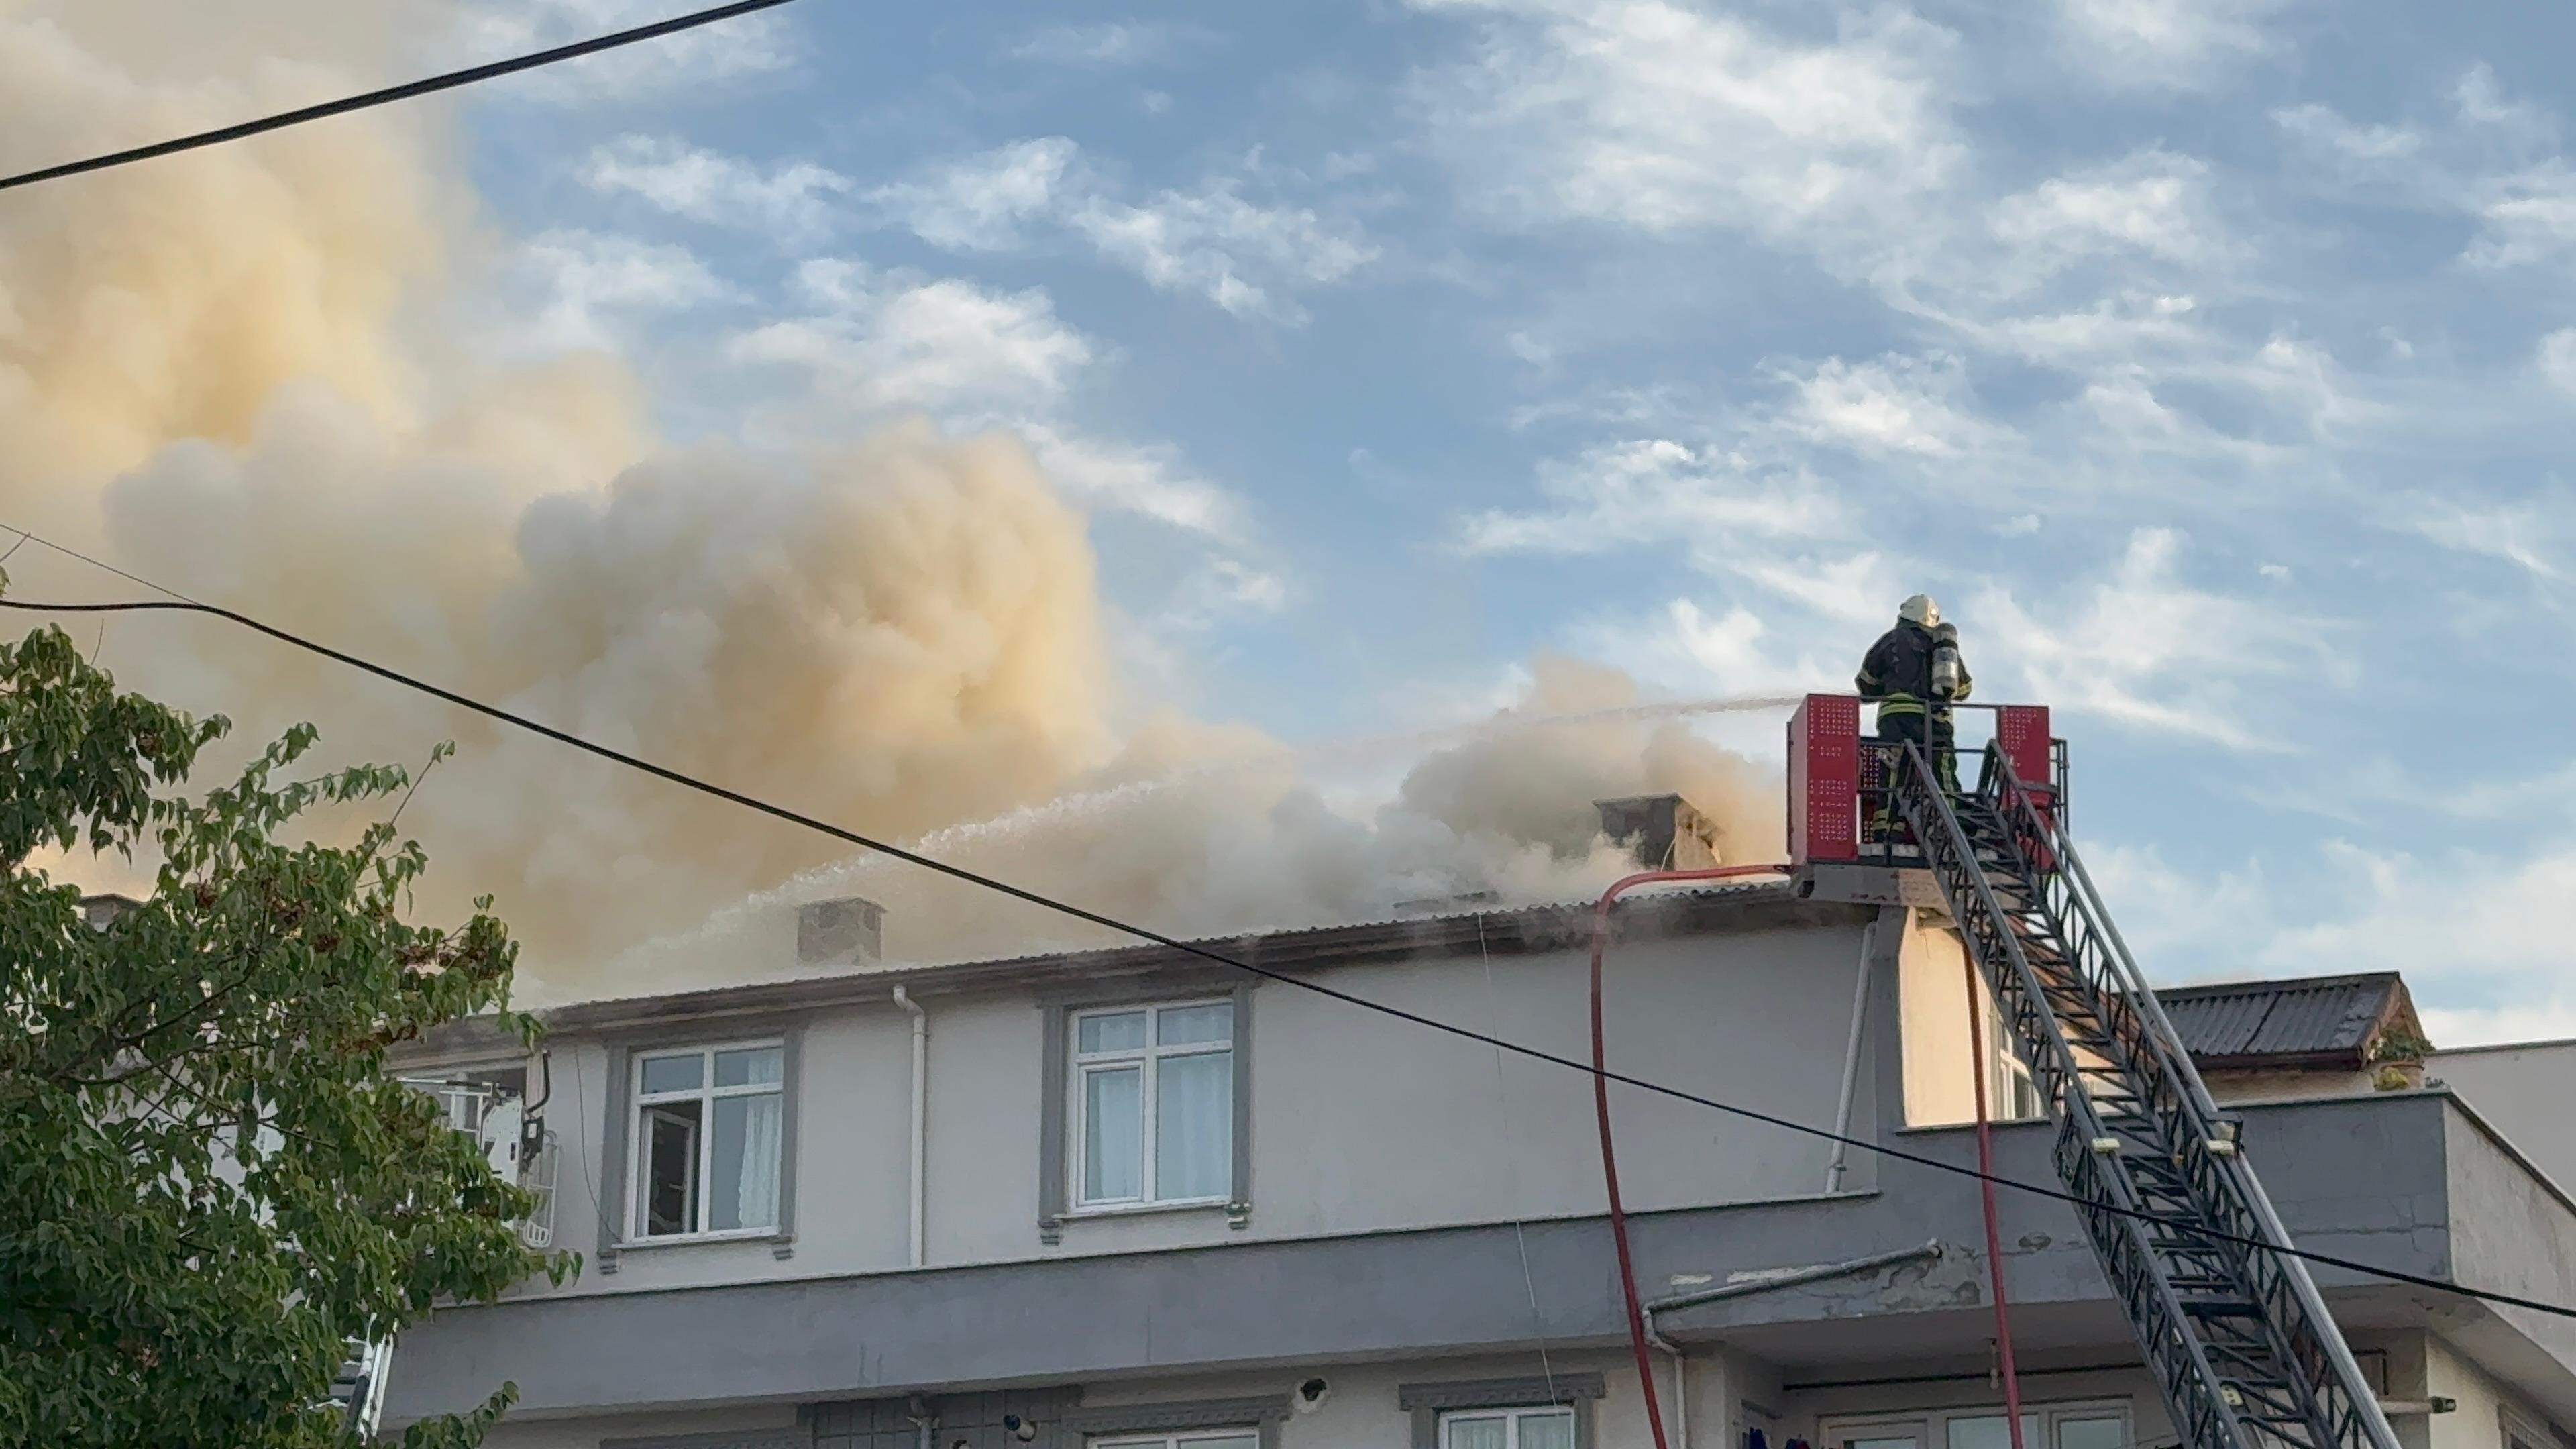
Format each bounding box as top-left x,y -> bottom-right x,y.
0,529 -> 2565,1324
0,0 -> 804,195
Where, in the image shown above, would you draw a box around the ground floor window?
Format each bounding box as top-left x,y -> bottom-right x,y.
1440,1407 -> 1578,1449
1092,1430 -> 1258,1449
1825,1400 -> 2129,1449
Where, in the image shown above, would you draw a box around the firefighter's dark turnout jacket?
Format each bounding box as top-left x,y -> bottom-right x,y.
1855,621 -> 1972,720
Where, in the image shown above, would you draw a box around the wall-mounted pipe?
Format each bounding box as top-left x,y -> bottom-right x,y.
893,986 -> 928,1269
1646,1240 -> 1945,1316
1824,914 -> 1886,1193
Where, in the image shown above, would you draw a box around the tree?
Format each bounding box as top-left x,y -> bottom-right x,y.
0,621 -> 570,1448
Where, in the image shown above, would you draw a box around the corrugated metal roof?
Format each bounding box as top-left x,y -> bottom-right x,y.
2157,972 -> 2408,1067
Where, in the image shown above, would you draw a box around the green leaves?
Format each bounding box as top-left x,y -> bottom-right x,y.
0,625 -> 560,1448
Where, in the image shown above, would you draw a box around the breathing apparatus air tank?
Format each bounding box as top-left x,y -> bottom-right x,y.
1930,621 -> 1962,702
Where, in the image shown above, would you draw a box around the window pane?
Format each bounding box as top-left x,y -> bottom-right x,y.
1446,1415 -> 1510,1449
709,1093 -> 783,1230
1519,1410 -> 1576,1449
2055,1419 -> 2123,1449
1947,1415 -> 2041,1449
639,1053 -> 703,1095
1079,1011 -> 1148,1054
1157,1001 -> 1233,1046
1179,1436 -> 1258,1449
639,1101 -> 701,1236
1155,1049 -> 1233,1200
714,1046 -> 782,1088
1850,1437 -> 1921,1449
1082,1066 -> 1143,1201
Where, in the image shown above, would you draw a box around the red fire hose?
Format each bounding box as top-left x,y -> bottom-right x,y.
1590,864 -> 1788,1449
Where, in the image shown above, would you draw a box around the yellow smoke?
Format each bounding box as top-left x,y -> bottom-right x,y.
2,5 -> 1785,1000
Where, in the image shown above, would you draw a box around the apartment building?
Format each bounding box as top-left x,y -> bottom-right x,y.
376,843 -> 2576,1449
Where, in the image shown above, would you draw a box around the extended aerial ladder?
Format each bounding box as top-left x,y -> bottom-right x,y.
1786,696 -> 2402,1449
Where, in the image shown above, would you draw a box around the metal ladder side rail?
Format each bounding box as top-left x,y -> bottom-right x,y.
1979,771 -> 2371,1449
1951,800 -> 2333,1449
1886,745 -> 2255,1449
1986,762 -> 2400,1449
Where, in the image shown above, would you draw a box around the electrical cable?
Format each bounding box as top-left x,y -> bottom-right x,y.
0,0 -> 804,195
0,554 -> 2571,1324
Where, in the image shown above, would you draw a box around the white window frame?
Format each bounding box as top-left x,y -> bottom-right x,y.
1091,1430 -> 1263,1449
1988,1000 -> 2046,1123
1437,1404 -> 1580,1449
1822,1399 -> 2131,1449
1069,998 -> 1235,1211
624,1038 -> 786,1243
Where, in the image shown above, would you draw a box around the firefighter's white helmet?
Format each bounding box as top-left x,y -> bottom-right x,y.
1898,594 -> 1940,629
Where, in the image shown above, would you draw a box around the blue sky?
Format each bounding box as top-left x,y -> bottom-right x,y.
445,0 -> 2576,1041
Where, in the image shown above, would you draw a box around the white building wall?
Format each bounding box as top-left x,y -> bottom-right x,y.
462,913 -> 1892,1301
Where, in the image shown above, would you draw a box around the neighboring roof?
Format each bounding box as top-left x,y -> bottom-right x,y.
2157,971 -> 2422,1071
410,879 -> 1836,1057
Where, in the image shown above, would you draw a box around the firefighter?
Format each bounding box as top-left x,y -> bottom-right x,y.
1856,594 -> 1971,832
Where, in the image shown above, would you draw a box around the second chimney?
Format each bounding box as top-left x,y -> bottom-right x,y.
1594,794 -> 1721,871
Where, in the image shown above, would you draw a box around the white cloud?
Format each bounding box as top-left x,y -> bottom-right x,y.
1455,439 -> 1845,559
2262,839 -> 2576,998
1572,597 -> 1845,702
1407,0 -> 1963,252
1016,425 -> 1248,542
724,263 -> 1263,557
517,229 -> 735,350
580,136 -> 850,238
868,138 -> 1079,252
1990,149 -> 2224,278
1007,21 -> 1214,68
871,140 -> 1374,321
1779,353 -> 2002,458
1066,186 -> 1375,321
2403,488 -> 2569,581
2542,329 -> 2576,394
1974,527 -> 2339,748
2272,104 -> 2425,166
2466,161 -> 2576,268
727,260 -> 1091,415
2053,0 -> 2282,88
455,0 -> 797,103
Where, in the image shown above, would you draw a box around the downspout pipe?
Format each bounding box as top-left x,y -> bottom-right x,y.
1640,1240 -> 1945,1449
893,986 -> 928,1269
1591,864 -> 1788,1449
1824,914 -> 1884,1193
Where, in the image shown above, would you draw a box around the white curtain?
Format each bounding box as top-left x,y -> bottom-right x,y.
713,1093 -> 782,1230
1446,1417 -> 1509,1449
1517,1413 -> 1575,1449
1156,1050 -> 1232,1200
1085,1067 -> 1144,1201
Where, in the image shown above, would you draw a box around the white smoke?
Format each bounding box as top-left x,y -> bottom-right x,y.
1,4 -> 1788,1002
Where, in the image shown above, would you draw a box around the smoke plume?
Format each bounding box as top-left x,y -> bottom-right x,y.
1,4 -> 1784,1002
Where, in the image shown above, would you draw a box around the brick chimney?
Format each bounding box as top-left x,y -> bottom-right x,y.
796,896 -> 885,967
1593,794 -> 1720,871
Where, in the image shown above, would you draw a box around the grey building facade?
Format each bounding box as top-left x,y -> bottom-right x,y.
380,885 -> 2576,1449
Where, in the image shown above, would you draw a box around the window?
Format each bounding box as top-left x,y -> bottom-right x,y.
1093,1431 -> 1260,1449
1440,1408 -> 1577,1449
1988,1002 -> 2045,1122
1400,1373 -> 1603,1449
627,1042 -> 784,1239
1825,1401 -> 2127,1449
1071,1000 -> 1234,1209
